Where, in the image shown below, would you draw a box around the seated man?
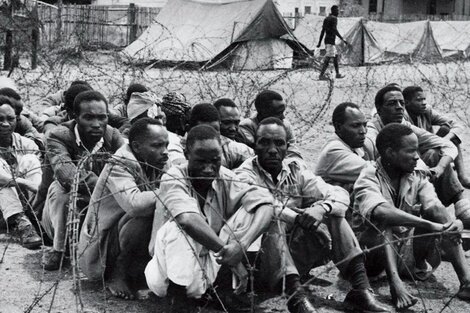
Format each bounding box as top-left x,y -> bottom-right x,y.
42,83 -> 93,133
403,85 -> 470,188
161,92 -> 191,137
125,91 -> 185,165
238,90 -> 302,159
41,90 -> 124,270
145,125 -> 274,311
0,96 -> 42,249
316,102 -> 372,193
0,87 -> 44,149
235,117 -> 389,313
186,103 -> 254,170
354,123 -> 470,310
79,118 -> 169,300
213,98 -> 244,143
42,83 -> 129,133
110,83 -> 148,118
366,85 -> 470,228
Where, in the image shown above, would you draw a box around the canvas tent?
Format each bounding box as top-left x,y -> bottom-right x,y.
293,16 -> 464,65
122,0 -> 306,70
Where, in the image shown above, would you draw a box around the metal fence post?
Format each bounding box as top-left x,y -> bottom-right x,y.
128,3 -> 137,45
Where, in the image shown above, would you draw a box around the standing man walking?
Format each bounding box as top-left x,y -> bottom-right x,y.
317,5 -> 348,80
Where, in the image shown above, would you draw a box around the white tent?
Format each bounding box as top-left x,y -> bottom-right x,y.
122,0 -> 304,70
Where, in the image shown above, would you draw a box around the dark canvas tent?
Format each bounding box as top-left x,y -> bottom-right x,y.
122,0 -> 305,70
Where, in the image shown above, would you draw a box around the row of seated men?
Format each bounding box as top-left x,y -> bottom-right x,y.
1,78 -> 470,313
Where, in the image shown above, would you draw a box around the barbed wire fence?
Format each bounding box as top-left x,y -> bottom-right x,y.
2,2 -> 470,313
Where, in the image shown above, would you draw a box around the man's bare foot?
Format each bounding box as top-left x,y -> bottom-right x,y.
390,281 -> 418,310
108,277 -> 135,300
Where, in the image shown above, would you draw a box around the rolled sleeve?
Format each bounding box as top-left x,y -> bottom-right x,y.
157,168 -> 199,219
353,165 -> 389,222
300,169 -> 350,217
431,110 -> 465,142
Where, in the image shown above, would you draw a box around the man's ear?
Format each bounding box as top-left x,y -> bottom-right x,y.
130,140 -> 140,154
384,146 -> 395,161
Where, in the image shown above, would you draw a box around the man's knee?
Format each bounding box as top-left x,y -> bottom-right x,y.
421,148 -> 441,168
118,216 -> 153,251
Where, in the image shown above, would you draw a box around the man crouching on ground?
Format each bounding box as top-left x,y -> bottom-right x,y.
79,118 -> 169,300
354,123 -> 470,310
145,124 -> 274,311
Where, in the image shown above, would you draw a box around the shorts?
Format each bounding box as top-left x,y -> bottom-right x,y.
325,44 -> 337,57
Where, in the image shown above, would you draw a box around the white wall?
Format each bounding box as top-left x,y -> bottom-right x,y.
275,0 -> 339,17
91,0 -> 167,7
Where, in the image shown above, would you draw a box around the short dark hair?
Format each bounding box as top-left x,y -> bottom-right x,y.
188,103 -> 220,130
402,86 -> 424,102
73,90 -> 108,116
70,80 -> 91,88
125,83 -> 148,105
332,102 -> 360,128
376,123 -> 414,158
374,85 -> 402,110
0,88 -> 22,115
0,87 -> 21,100
65,84 -> 93,112
255,117 -> 287,141
254,90 -> 283,112
331,5 -> 339,11
0,95 -> 15,110
186,124 -> 221,152
128,117 -> 164,146
213,98 -> 237,110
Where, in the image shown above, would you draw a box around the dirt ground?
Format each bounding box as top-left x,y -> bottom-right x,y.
2,56 -> 470,312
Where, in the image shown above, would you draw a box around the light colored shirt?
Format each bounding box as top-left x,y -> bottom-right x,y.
404,107 -> 465,143
150,164 -> 274,248
235,156 -> 350,217
221,135 -> 254,169
366,115 -> 458,160
315,134 -> 374,192
353,159 -> 443,233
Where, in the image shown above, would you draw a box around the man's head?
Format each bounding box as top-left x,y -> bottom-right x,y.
127,91 -> 165,124
332,102 -> 367,148
254,90 -> 286,121
376,123 -> 419,174
73,90 -> 109,144
375,85 -> 405,125
186,124 -> 222,188
125,83 -> 148,105
0,87 -> 22,117
331,5 -> 339,16
161,92 -> 191,136
64,84 -> 93,117
0,96 -> 17,138
188,103 -> 220,133
213,98 -> 240,140
403,86 -> 426,115
255,117 -> 288,176
129,117 -> 169,170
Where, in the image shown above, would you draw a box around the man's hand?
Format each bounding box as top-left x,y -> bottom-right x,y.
294,205 -> 330,247
214,240 -> 245,266
231,262 -> 248,295
428,166 -> 445,182
443,219 -> 463,245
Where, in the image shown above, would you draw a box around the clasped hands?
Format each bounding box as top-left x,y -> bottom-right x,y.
214,240 -> 248,295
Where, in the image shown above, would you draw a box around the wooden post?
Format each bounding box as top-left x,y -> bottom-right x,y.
31,3 -> 40,69
128,3 -> 138,44
3,3 -> 13,70
56,0 -> 63,42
